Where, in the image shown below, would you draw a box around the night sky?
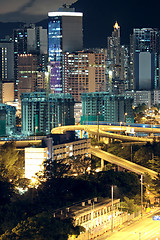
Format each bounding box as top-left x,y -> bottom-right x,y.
71,0 -> 160,47
0,0 -> 77,22
0,0 -> 160,47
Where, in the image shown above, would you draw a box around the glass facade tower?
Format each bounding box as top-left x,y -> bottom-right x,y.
48,9 -> 83,93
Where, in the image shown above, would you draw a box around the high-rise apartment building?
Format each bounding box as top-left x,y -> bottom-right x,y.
21,92 -> 75,136
81,92 -> 134,123
48,7 -> 83,93
17,54 -> 38,102
130,28 -> 160,90
63,50 -> 106,101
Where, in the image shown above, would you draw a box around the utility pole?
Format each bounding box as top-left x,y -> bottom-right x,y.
141,174 -> 143,218
111,185 -> 114,232
97,112 -> 100,142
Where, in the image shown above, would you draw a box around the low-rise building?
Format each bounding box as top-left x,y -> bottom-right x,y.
25,132 -> 91,179
25,147 -> 48,179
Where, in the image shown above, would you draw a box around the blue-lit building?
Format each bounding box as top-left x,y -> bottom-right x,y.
81,92 -> 134,124
48,7 -> 83,93
21,92 -> 75,136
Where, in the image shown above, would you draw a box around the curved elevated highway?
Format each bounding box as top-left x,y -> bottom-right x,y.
51,125 -> 159,142
51,125 -> 159,178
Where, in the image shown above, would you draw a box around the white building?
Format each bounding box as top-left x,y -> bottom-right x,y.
25,147 -> 48,179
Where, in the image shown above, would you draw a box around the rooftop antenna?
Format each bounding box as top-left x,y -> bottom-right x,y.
62,3 -> 71,8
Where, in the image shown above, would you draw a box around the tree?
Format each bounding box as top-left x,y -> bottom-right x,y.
152,174 -> 160,197
120,196 -> 140,213
69,155 -> 91,176
133,145 -> 152,167
0,142 -> 23,182
0,179 -> 14,205
39,158 -> 71,180
0,212 -> 83,240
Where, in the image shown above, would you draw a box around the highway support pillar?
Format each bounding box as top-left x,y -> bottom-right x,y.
80,130 -> 83,139
101,158 -> 104,170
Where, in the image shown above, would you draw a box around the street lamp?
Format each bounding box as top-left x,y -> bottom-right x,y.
120,121 -> 122,133
88,198 -> 96,239
35,126 -> 38,141
111,185 -> 114,232
97,112 -> 100,142
63,111 -> 66,126
124,112 -> 128,125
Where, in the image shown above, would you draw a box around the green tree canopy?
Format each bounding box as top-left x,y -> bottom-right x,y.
0,142 -> 22,182
0,212 -> 83,240
120,196 -> 140,213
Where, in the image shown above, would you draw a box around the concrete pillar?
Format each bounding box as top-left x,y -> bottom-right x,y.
101,158 -> 104,170
117,166 -> 125,172
80,130 -> 83,138
103,137 -> 109,144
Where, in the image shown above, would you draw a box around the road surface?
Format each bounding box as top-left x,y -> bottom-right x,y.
104,209 -> 160,240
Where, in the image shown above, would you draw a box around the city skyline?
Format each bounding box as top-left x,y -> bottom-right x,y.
0,0 -> 160,47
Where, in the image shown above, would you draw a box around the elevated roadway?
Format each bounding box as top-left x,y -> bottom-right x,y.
51,125 -> 158,178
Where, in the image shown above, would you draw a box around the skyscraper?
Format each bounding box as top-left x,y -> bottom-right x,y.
130,28 -> 160,90
106,22 -> 129,94
13,24 -> 48,101
48,7 -> 83,93
0,39 -> 14,102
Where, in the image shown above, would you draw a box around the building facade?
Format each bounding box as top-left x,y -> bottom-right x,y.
0,103 -> 16,136
17,54 -> 38,102
25,147 -> 48,180
2,82 -> 14,103
63,50 -> 106,101
125,90 -> 152,108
